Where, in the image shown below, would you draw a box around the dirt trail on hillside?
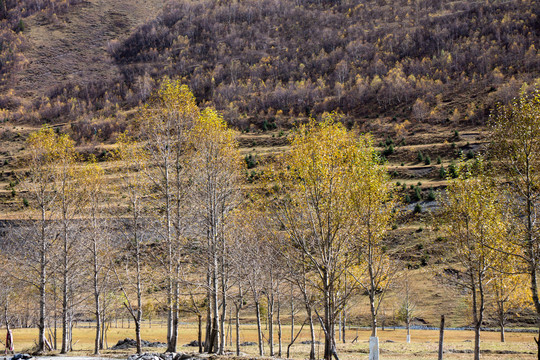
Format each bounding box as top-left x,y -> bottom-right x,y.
13,0 -> 164,101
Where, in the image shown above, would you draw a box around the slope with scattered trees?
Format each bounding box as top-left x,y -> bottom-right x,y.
0,0 -> 537,135
95,0 -> 540,128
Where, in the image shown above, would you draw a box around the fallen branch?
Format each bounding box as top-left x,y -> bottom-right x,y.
287,318 -> 308,358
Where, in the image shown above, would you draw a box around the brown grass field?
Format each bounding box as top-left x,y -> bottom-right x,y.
4,322 -> 537,360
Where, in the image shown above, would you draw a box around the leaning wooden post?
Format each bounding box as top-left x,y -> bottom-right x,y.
438,315 -> 445,360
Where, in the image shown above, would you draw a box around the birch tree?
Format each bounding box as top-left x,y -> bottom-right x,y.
349,135 -> 396,349
188,107 -> 243,354
113,133 -> 148,354
0,263 -> 15,353
271,115 -> 363,360
51,132 -> 80,354
396,272 -> 416,343
138,78 -> 198,352
230,208 -> 267,356
262,222 -> 285,357
7,127 -> 79,353
489,90 -> 540,358
442,160 -> 508,360
80,160 -> 111,354
283,251 -> 318,360
22,126 -> 61,352
488,271 -> 529,342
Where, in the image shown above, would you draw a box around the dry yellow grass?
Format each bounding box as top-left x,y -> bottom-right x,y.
5,323 -> 537,360
14,0 -> 165,103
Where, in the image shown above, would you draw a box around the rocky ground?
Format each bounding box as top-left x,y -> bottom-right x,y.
126,352 -> 281,360
112,339 -> 166,350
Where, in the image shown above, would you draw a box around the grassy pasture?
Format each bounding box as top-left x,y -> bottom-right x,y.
4,322 -> 537,359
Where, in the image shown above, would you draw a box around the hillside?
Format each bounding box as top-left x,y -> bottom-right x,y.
108,0 -> 539,126
1,0 -> 536,205
0,0 -> 536,194
13,0 -> 164,103
0,0 -> 164,122
0,0 -> 537,128
0,0 -> 536,130
0,0 -> 538,343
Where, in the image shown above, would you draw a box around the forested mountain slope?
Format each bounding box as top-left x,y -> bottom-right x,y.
0,0 -> 537,138
108,0 -> 539,129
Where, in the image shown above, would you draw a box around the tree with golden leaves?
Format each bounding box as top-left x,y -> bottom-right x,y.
113,133 -> 149,354
348,133 -> 396,353
272,114 -> 379,360
188,107 -> 243,354
22,126 -> 67,352
49,129 -> 80,354
488,270 -> 529,343
489,90 -> 540,358
442,159 -> 508,360
137,78 -> 199,352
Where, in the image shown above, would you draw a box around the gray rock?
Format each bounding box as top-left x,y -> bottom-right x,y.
113,338 -> 166,350
128,354 -> 160,360
183,340 -> 204,348
158,353 -> 174,360
175,354 -> 195,360
128,352 -> 202,360
239,341 -> 257,346
221,352 -> 246,357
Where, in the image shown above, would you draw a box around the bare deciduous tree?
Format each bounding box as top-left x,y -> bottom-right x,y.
113,133 -> 149,354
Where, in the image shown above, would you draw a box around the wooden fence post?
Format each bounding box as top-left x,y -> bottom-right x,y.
438,315 -> 445,360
